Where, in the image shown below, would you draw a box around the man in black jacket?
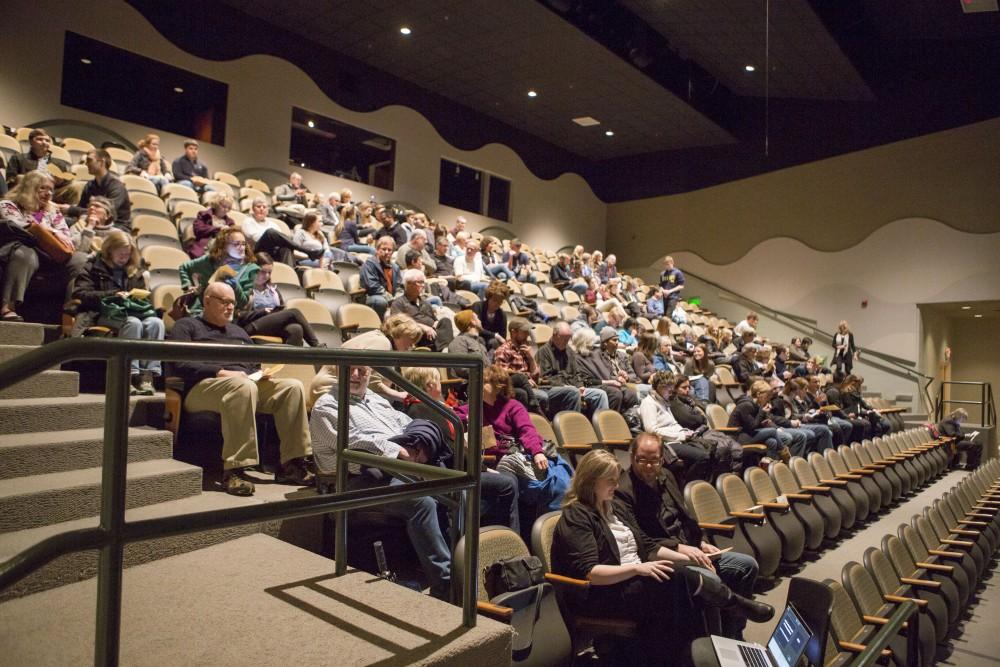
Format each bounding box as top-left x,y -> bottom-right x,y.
536,320 -> 609,417
60,149 -> 131,230
727,381 -> 790,461
615,433 -> 761,639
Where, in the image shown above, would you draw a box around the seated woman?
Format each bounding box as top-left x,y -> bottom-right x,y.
334,204 -> 376,255
243,197 -> 322,265
292,213 -> 356,268
456,364 -> 572,529
937,408 -> 981,470
237,252 -> 324,347
189,191 -> 235,258
179,227 -> 256,317
551,449 -> 773,664
772,379 -> 835,452
0,170 -> 88,321
126,133 -> 172,193
631,332 -> 658,385
69,196 -> 117,254
481,236 -> 515,282
471,279 -> 509,351
683,343 -> 716,402
72,230 -> 164,394
668,374 -> 743,474
839,374 -> 891,436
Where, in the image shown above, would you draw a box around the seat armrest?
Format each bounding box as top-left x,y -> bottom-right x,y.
838,641 -> 892,658
928,549 -> 964,559
698,522 -> 736,534
761,502 -> 790,511
544,573 -> 589,589
819,479 -> 848,486
850,468 -> 876,476
958,520 -> 988,527
950,529 -> 979,537
884,594 -> 927,608
835,473 -> 863,480
715,426 -> 740,433
785,493 -> 814,502
339,322 -> 360,332
863,615 -> 908,630
730,511 -> 766,523
916,562 -> 953,573
900,577 -> 941,589
800,485 -> 831,494
941,538 -> 974,548
477,601 -> 513,622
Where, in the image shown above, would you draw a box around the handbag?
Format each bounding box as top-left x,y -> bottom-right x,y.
97,295 -> 157,329
483,555 -> 546,599
26,222 -> 73,264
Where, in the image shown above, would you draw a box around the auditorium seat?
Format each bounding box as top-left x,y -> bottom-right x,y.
792,457 -> 856,531
268,261 -> 306,301
123,174 -> 159,196
685,479 -> 776,576
130,191 -> 169,218
283,298 -> 340,348
717,472 -> 796,564
745,465 -> 821,551
770,461 -> 841,541
809,452 -> 871,523
335,303 -> 382,339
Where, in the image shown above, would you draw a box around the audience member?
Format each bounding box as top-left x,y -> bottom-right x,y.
390,268 -> 451,350
170,282 -> 314,496
171,140 -> 210,191
360,236 -> 401,319
69,196 -> 116,253
316,192 -> 340,228
447,310 -> 488,379
773,379 -> 836,451
646,286 -> 664,318
394,228 -> 435,272
537,320 -> 610,417
501,238 -> 532,282
936,408 -> 980,469
189,191 -> 235,258
733,311 -> 759,338
639,372 -> 713,482
574,328 -> 640,412
179,227 -> 255,316
376,209 -> 409,248
472,280 -> 509,351
833,320 -> 858,376
62,149 -> 131,229
237,252 -> 323,346
126,133 -> 172,192
243,198 -> 321,265
727,380 -> 791,462
481,236 -> 515,282
631,332 -> 658,385
452,238 -> 489,298
293,212 -> 354,268
683,343 -> 715,402
4,129 -> 78,203
334,204 -> 376,255
273,172 -> 309,207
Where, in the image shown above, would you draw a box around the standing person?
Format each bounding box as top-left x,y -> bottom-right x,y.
832,320 -> 858,376
171,140 -> 210,191
126,133 -> 172,193
359,236 -> 401,320
659,256 -> 685,317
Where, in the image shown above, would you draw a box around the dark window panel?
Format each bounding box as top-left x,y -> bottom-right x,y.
486,175 -> 511,222
289,107 -> 395,189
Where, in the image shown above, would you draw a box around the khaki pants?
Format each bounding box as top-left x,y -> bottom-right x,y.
184,376 -> 311,470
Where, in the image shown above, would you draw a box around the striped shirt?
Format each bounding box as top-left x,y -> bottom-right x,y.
309,386 -> 411,475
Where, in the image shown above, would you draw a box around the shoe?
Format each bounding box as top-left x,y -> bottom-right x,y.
696,574 -> 775,624
1,311 -> 24,322
777,447 -> 791,464
276,458 -> 316,487
136,371 -> 155,396
129,374 -> 141,396
222,470 -> 255,496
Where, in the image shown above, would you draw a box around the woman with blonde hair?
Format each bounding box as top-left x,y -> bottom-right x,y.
334,204 -> 377,255
179,226 -> 257,316
832,320 -> 858,376
551,447 -> 772,662
126,133 -> 172,193
73,230 -> 164,393
0,170 -> 86,320
189,190 -> 235,258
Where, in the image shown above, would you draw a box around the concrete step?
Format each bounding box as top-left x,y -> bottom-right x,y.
0,394 -> 164,435
0,459 -> 202,533
0,320 -> 45,346
0,369 -> 79,400
0,427 -> 173,481
0,344 -> 39,364
0,534 -> 512,666
0,492 -> 275,601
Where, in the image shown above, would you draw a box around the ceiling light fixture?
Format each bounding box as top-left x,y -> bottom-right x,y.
80,58 -> 92,65
744,64 -> 756,72
399,27 -> 412,35
527,90 -> 538,98
300,162 -> 306,167
572,116 -> 601,127
974,314 -> 983,318
961,305 -> 972,310
173,87 -> 184,93
605,130 -> 614,137
307,120 -> 315,128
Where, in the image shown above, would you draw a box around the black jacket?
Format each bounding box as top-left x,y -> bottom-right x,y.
615,467 -> 703,550
669,395 -> 707,430
728,395 -> 772,443
72,257 -> 145,312
551,501 -> 660,581
537,342 -> 589,388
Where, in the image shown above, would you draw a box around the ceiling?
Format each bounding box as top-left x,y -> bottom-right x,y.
219,0 -> 737,160
920,301 -> 1000,321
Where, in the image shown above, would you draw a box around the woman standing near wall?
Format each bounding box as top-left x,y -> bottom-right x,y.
832,320 -> 858,376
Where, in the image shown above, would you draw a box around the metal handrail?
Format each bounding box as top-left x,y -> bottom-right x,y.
934,380 -> 995,427
845,599 -> 917,666
0,338 -> 483,666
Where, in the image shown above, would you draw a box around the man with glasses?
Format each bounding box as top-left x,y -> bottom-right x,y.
169,282 -> 314,496
615,432 -> 761,640
537,320 -> 609,417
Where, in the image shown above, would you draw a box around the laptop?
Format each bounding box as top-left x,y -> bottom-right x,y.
712,603 -> 813,667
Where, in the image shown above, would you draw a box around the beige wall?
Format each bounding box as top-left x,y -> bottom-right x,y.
0,0 -> 607,252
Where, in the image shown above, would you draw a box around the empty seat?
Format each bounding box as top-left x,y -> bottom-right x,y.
792,457 -> 854,531
745,465 -> 819,552
130,191 -> 169,217
531,323 -> 552,347
244,178 -> 271,194
213,171 -> 241,187
769,461 -> 839,541
269,262 -> 307,301
336,303 -> 382,338
717,472 -> 793,564
684,480 -> 777,577
810,452 -> 870,523
123,175 -> 159,196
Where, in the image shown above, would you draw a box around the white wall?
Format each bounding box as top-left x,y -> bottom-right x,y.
0,0 -> 607,252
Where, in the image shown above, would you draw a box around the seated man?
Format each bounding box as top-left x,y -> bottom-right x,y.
452,239 -> 488,298
501,238 -> 533,282
536,320 -> 609,418
171,140 -> 210,191
5,129 -> 79,203
493,317 -> 580,418
390,268 -> 451,350
616,432 -> 761,639
548,253 -> 573,289
360,235 -> 402,320
447,310 -> 488,379
168,282 -> 314,496
60,149 -> 132,230
394,228 -> 436,273
310,363 -> 452,599
576,328 -> 640,412
273,172 -> 310,221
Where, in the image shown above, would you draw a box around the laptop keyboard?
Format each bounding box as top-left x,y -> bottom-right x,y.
738,644 -> 770,667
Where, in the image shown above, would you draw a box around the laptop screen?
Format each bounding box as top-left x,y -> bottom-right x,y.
766,605 -> 812,667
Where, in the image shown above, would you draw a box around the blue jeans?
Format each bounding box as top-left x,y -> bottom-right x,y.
581,387 -> 609,416
485,264 -> 515,281
748,428 -> 781,457
365,294 -> 389,320
537,385 -> 581,418
481,470 -> 519,534
176,179 -> 215,193
690,376 -> 712,402
119,316 -> 164,376
146,175 -> 170,193
347,244 -> 375,255
693,551 -> 759,639
384,476 -> 451,599
799,423 -> 834,453
828,416 -> 853,445
777,428 -> 809,457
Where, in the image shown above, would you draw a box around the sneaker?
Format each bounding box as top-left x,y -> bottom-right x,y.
222,469 -> 255,496
136,371 -> 155,396
129,374 -> 141,396
276,458 -> 316,487
777,447 -> 791,464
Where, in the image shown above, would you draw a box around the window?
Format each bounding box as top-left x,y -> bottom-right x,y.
289,108 -> 395,190
61,32 -> 228,145
438,159 -> 511,222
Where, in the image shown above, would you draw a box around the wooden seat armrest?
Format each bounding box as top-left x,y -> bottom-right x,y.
715,426 -> 740,433
698,522 -> 736,534
940,538 -> 974,548
439,378 -> 466,386
742,444 -> 769,452
864,464 -> 887,470
599,439 -> 631,448
950,529 -> 979,537
884,594 -> 927,608
958,520 -> 988,527
819,479 -> 848,486
339,322 -> 360,332
349,288 -> 366,297
838,641 -> 892,658
928,549 -> 964,559
836,473 -> 863,480
849,468 -> 876,476
477,601 -> 513,622
730,511 -> 766,522
863,615 -> 908,630
975,501 -> 1000,508
966,512 -> 994,519
561,444 -> 595,452
786,493 -> 814,502
801,485 -> 831,494
900,577 -> 941,589
544,573 -> 589,589
916,562 -> 953,573
761,502 -> 790,511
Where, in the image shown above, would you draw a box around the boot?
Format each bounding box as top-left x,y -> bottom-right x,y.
694,571 -> 775,623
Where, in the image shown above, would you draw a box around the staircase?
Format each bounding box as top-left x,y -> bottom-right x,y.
0,320 -> 266,601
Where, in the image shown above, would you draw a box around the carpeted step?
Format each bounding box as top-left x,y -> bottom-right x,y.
0,459 -> 202,533
0,344 -> 39,364
0,394 -> 164,435
0,534 -> 512,666
0,369 -> 79,400
0,320 -> 45,346
0,492 -> 274,601
0,427 -> 173,480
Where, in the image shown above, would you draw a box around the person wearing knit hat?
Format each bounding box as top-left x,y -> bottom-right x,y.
69,195 -> 117,253
448,310 -> 487,378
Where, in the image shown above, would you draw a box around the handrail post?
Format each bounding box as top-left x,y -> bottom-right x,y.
462,362 -> 483,628
94,353 -> 131,666
334,362 -> 349,577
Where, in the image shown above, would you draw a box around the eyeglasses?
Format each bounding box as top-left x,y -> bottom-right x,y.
207,296 -> 236,306
634,457 -> 662,466
228,241 -> 247,247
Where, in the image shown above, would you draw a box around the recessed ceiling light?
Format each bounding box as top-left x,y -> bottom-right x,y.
173,86 -> 184,93
961,305 -> 972,310
307,120 -> 315,128
80,58 -> 92,65
974,314 -> 983,318
744,64 -> 756,72
572,116 -> 601,127
605,130 -> 615,137
527,90 -> 538,98
399,26 -> 412,35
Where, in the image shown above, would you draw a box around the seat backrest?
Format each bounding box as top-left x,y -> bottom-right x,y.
285,298 -> 335,327
716,473 -> 756,512
105,146 -> 134,164
454,526 -> 529,602
786,577 -> 834,667
897,523 -> 929,563
863,546 -> 902,593
824,449 -> 850,476
171,200 -> 203,220
48,144 -> 72,164
911,516 -> 939,555
560,305 -> 580,322
455,289 -> 480,305
529,413 -> 558,445
143,245 -> 189,270
842,561 -> 885,618
714,365 -> 737,385
809,453 -> 838,484
337,303 -> 382,330
0,133 -> 24,157
705,403 -> 729,430
520,282 -> 542,299
882,533 -> 918,578
744,466 -> 779,503
552,411 -> 598,448
684,480 -> 729,524
769,462 -> 802,494
130,191 -> 168,214
592,410 -> 632,442
268,261 -> 300,287
825,579 -> 865,647
133,215 -> 177,239
562,290 -> 580,305
531,323 -> 553,346
161,183 -> 199,202
531,510 -> 561,573
543,286 -> 562,302
536,302 -> 560,320
791,457 -> 821,487
124,176 -> 159,196
303,268 -> 345,291
244,178 -> 271,194
213,171 -> 241,187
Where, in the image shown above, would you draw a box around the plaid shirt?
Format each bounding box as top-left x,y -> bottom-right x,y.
310,388 -> 411,475
493,340 -> 537,379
